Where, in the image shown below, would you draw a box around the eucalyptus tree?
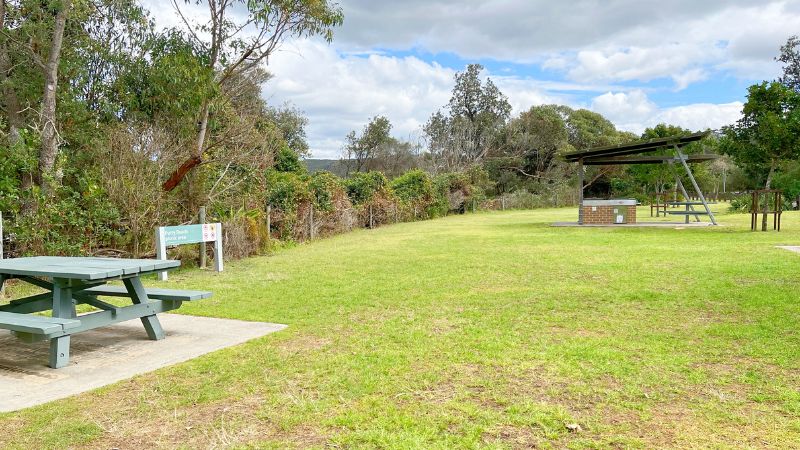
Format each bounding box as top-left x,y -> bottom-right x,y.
561,107 -> 620,150
777,35 -> 799,92
424,64 -> 511,172
0,0 -> 153,197
265,103 -> 310,157
0,0 -> 73,192
341,115 -> 393,175
37,0 -> 71,192
721,81 -> 800,229
490,105 -> 570,183
162,0 -> 343,192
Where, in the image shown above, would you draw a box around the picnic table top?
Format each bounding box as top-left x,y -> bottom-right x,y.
0,256 -> 180,280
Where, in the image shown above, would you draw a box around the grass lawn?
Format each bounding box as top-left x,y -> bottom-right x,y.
2,206 -> 800,448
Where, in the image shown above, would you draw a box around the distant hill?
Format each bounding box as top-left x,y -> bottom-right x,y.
303,159 -> 349,177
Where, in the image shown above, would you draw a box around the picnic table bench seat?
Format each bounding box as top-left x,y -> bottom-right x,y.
664,210 -> 710,215
0,311 -> 81,337
83,285 -> 212,301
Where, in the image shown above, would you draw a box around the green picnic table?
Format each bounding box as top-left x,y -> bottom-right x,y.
0,256 -> 211,368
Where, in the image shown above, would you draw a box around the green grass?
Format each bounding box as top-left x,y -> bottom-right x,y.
2,206 -> 800,448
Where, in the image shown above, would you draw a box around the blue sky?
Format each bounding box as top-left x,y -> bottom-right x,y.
149,0 -> 799,158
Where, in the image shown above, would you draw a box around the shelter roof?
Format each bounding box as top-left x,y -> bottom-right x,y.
563,131 -> 710,163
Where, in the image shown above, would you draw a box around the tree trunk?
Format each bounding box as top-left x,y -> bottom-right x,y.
37,0 -> 71,192
762,159 -> 776,231
162,155 -> 203,192
162,99 -> 210,192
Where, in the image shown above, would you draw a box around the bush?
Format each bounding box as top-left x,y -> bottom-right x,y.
11,182 -> 121,256
345,171 -> 389,205
266,169 -> 309,212
729,194 -> 751,213
390,169 -> 433,204
222,209 -> 267,259
273,145 -> 306,174
309,171 -> 344,212
431,172 -> 471,215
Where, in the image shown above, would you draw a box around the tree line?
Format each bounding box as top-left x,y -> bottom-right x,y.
0,1 -> 798,260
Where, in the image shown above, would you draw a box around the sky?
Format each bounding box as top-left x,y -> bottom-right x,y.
146,0 -> 800,159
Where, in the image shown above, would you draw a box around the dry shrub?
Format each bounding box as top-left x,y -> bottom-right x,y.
223,215 -> 265,259
290,190 -> 359,241
447,189 -> 467,211
99,124 -> 182,256
316,190 -> 358,237
357,190 -> 397,228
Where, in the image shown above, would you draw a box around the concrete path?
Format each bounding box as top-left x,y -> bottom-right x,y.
777,245 -> 800,254
0,314 -> 286,412
551,221 -> 714,228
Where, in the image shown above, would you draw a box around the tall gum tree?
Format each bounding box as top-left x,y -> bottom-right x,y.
37,0 -> 71,192
722,81 -> 800,230
777,35 -> 799,92
424,63 -> 511,172
163,0 -> 343,193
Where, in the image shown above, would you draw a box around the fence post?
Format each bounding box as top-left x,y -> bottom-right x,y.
369,204 -> 374,229
309,204 -> 314,239
266,204 -> 271,241
414,206 -> 417,220
199,206 -> 206,269
501,195 -> 505,211
394,203 -> 399,223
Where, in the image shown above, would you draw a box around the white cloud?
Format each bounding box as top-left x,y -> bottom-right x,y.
266,40 -> 455,158
591,91 -> 658,129
672,69 -> 709,92
649,102 -> 743,132
568,45 -> 711,85
590,90 -> 742,134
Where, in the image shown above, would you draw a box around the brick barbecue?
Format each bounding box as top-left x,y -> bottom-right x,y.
581,199 -> 637,225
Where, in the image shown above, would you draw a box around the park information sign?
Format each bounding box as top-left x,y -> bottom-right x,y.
155,223 -> 223,281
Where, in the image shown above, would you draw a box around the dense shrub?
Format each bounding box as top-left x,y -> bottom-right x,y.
309,171 -> 344,212
11,182 -> 121,256
729,194 -> 751,212
729,192 -> 793,213
265,170 -> 309,212
390,169 -> 433,204
273,145 -> 306,174
345,171 -> 389,205
431,172 -> 472,215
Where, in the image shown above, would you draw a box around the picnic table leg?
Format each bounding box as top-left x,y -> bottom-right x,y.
51,279 -> 76,319
49,336 -> 70,369
49,278 -> 75,368
123,277 -> 165,341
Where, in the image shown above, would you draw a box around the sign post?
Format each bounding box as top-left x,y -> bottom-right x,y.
199,206 -> 207,269
155,223 -> 223,281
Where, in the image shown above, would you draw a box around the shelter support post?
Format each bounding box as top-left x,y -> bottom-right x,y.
674,146 -> 716,225
578,158 -> 584,225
